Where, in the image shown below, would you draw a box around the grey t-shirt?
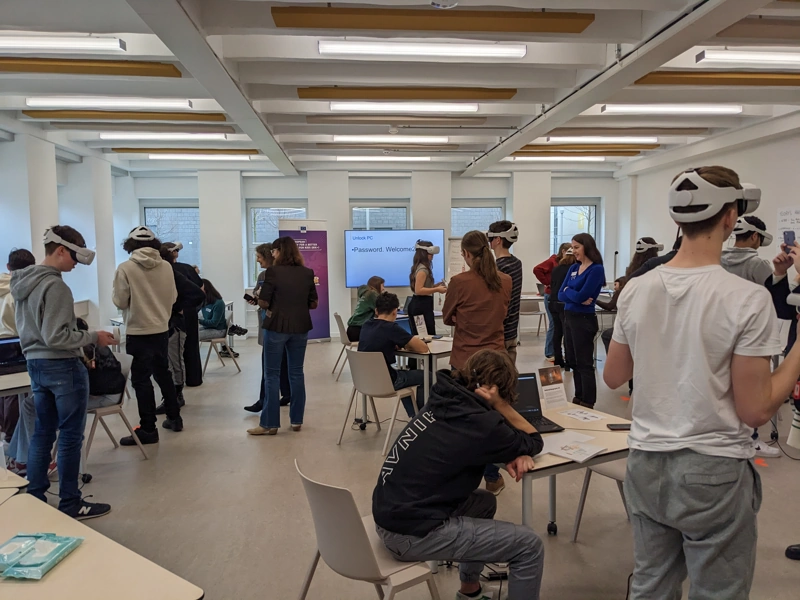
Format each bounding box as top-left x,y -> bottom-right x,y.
412,264 -> 434,295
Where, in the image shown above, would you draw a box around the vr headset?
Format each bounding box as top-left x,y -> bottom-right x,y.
415,242 -> 440,255
635,238 -> 664,254
486,223 -> 519,244
127,226 -> 156,241
733,218 -> 773,247
43,228 -> 95,265
668,169 -> 761,224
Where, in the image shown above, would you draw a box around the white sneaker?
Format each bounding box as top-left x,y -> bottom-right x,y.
753,440 -> 781,458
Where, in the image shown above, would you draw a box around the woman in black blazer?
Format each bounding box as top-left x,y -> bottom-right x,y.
248,237 -> 318,436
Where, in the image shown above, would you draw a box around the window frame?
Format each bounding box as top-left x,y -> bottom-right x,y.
349,199 -> 410,231
245,200 -> 309,286
549,197 -> 601,256
450,200 -> 506,238
139,199 -> 202,268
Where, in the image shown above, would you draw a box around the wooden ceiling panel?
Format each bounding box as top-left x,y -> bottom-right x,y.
22,110 -> 226,122
637,71 -> 800,86
717,17 -> 800,42
298,87 -> 517,100
0,58 -> 181,78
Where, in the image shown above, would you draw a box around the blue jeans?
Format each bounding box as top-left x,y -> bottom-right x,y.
26,358 -> 88,515
484,463 -> 501,483
260,331 -> 308,428
393,369 -> 425,417
543,293 -> 554,357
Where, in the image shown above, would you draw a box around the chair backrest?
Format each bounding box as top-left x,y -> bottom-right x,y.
346,348 -> 397,397
536,283 -> 545,294
113,351 -> 134,380
295,460 -> 384,582
519,298 -> 541,313
334,312 -> 350,344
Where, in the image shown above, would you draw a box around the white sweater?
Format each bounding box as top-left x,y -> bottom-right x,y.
112,248 -> 177,335
0,272 -> 16,338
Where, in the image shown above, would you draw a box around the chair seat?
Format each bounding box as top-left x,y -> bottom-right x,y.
361,515 -> 431,581
369,385 -> 417,400
590,458 -> 627,481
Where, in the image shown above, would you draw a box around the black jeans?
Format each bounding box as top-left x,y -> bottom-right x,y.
551,307 -> 565,364
127,332 -> 180,431
346,325 -> 361,342
407,295 -> 435,370
564,311 -> 599,407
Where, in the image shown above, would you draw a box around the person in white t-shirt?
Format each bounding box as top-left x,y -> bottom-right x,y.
605,166 -> 800,600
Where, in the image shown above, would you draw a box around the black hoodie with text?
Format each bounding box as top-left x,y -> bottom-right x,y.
372,370 -> 544,537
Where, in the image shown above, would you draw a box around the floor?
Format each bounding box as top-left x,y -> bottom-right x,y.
46,333 -> 800,600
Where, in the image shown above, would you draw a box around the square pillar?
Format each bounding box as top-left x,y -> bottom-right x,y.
508,172 -> 551,293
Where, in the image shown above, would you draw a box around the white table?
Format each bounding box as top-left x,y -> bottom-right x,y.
0,371 -> 32,396
0,494 -> 204,599
395,338 -> 453,396
0,469 -> 28,490
0,487 -> 17,505
521,407 -> 630,534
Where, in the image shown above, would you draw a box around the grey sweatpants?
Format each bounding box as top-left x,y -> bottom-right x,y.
168,329 -> 187,387
377,490 -> 544,600
626,449 -> 762,600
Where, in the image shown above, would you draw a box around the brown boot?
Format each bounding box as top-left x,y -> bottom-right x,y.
485,475 -> 506,496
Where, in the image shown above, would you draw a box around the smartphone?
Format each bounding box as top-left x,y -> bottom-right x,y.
607,423 -> 631,431
784,231 -> 796,252
243,293 -> 255,302
432,334 -> 443,340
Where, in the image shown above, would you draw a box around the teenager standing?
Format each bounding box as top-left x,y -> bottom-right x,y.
407,240 -> 446,338
549,248 -> 576,369
488,221 -> 523,364
534,243 -> 571,360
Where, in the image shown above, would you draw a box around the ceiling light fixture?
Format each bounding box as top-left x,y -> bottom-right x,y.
330,101 -> 479,114
99,132 -> 227,141
696,49 -> 800,65
148,154 -> 252,161
332,135 -> 449,144
0,35 -> 126,53
26,97 -> 193,110
335,156 -> 432,162
506,156 -> 606,162
600,104 -> 742,115
318,40 -> 526,59
546,136 -> 658,144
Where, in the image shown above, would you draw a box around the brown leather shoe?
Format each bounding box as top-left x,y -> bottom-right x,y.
247,426 -> 278,436
485,475 -> 506,496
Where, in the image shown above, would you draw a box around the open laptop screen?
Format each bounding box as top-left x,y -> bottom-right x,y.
0,337 -> 24,365
515,374 -> 543,416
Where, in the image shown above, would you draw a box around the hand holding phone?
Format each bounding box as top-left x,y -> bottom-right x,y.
784,231 -> 796,253
243,293 -> 256,305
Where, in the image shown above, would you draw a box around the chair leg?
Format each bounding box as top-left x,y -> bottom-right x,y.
332,344 -> 345,374
99,416 -> 119,448
426,573 -> 441,600
571,469 -> 593,543
84,413 -> 100,462
335,351 -> 349,382
297,549 -> 321,600
368,396 -> 382,432
374,584 -> 385,599
337,387 -> 358,445
202,342 -> 213,377
617,480 -> 630,522
214,342 -> 226,367
229,352 -> 242,373
119,409 -> 149,460
384,587 -> 397,600
537,314 -> 543,336
382,393 -> 405,456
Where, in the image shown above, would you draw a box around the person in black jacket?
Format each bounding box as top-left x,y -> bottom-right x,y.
548,248 -> 576,369
373,349 -> 545,600
629,236 -> 682,279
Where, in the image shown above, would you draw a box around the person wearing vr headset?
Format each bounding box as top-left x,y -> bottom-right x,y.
605,166 -> 800,599
11,226 -> 115,520
487,221 -> 523,364
721,216 -> 774,286
407,240 -> 447,337
626,238 -> 664,279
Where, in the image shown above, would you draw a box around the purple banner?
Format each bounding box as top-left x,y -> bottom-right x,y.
279,228 -> 330,340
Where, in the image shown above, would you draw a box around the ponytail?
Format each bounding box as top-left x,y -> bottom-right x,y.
461,230 -> 502,293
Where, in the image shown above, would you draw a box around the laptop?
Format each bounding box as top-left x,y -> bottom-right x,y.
401,296 -> 412,314
515,374 -> 564,434
0,337 -> 27,376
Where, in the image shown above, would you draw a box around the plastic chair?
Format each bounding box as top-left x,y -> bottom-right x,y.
295,460 -> 440,600
337,348 -> 416,456
519,298 -> 547,336
332,313 -> 358,381
536,283 -> 545,295
201,308 -> 241,376
571,458 -> 629,543
83,352 -> 148,463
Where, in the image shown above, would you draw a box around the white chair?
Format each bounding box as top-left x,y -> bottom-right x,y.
337,348 -> 416,456
332,312 -> 358,382
201,308 -> 241,376
571,458 -> 629,543
519,298 -> 547,336
295,460 -> 440,600
83,352 -> 148,463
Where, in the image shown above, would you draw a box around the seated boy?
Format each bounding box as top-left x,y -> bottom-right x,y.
358,292 -> 429,417
373,349 -> 545,600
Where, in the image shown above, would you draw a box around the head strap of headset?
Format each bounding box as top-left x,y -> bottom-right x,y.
486,223 -> 519,244
43,228 -> 95,265
415,241 -> 440,255
635,238 -> 664,254
733,218 -> 773,247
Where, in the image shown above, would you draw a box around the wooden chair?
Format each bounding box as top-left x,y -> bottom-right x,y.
201,308 -> 241,376
331,312 -> 358,382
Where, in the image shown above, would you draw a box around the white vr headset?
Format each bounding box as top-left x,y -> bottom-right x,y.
172,241 -> 183,251
127,226 -> 156,242
43,228 -> 95,265
487,223 -> 519,244
635,238 -> 664,254
733,218 -> 773,247
415,242 -> 440,255
668,170 -> 761,223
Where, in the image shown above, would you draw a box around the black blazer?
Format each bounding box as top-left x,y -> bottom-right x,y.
259,265 -> 318,334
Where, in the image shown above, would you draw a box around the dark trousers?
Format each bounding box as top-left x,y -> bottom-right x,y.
407,295 -> 435,370
259,345 -> 291,403
346,324 -> 361,342
551,308 -> 566,364
183,310 -> 203,387
564,311 -> 599,407
128,332 -> 180,431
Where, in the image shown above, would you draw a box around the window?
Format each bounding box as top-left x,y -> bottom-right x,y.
247,205 -> 307,284
550,203 -> 598,255
351,206 -> 408,230
451,206 -> 504,238
143,207 -> 202,269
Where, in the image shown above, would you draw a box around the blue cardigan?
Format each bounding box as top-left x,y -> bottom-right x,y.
557,263 -> 605,314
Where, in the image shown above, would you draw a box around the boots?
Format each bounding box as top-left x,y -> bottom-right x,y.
156,385 -> 185,415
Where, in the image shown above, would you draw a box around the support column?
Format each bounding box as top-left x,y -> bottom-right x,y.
307,171 -> 349,329
0,134 -> 59,261
198,171 -> 246,327
616,176 -> 638,281
113,175 -> 140,269
508,172 -> 551,293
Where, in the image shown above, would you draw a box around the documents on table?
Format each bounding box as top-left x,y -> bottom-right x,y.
537,431 -> 607,463
559,408 -> 604,422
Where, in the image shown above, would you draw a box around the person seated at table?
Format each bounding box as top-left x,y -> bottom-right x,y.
358,292 -> 429,418
596,277 -> 626,314
198,278 -> 239,358
373,349 -> 545,600
346,275 -> 385,342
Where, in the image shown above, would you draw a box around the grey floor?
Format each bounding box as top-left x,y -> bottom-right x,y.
60,334 -> 799,599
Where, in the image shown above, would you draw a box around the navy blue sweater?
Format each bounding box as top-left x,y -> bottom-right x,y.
558,263 -> 605,314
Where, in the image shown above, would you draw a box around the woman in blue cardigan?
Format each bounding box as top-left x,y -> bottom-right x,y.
558,233 -> 605,408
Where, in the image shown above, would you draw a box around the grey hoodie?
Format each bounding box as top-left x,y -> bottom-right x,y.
721,247 -> 773,286
10,265 -> 95,359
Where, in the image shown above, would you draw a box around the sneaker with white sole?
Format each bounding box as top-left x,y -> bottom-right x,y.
753,440 -> 781,458
455,588 -> 497,600
72,496 -> 112,521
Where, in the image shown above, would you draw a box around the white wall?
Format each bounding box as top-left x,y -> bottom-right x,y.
134,176 -> 198,199
242,176 -> 307,199
113,176 -> 140,269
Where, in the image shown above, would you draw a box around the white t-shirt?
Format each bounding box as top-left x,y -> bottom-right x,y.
613,265 -> 782,459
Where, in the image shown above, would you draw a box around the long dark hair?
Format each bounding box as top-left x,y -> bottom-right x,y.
409,240 -> 433,291
202,278 -> 223,306
462,230 -> 502,293
572,233 -> 603,265
625,237 -> 658,277
272,237 -> 304,267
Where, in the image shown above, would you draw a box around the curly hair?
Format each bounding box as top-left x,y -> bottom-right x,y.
456,349 -> 519,405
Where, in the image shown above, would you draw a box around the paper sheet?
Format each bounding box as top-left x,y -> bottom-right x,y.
538,431 -> 594,456
559,408 -> 604,422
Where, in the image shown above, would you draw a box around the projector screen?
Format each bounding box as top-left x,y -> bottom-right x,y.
344,229 -> 446,289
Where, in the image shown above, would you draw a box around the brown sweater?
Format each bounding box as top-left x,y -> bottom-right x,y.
443,270 -> 512,370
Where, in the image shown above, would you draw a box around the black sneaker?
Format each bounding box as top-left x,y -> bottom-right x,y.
245,400 -> 263,413
219,349 -> 240,359
73,496 -> 111,521
280,397 -> 291,407
162,416 -> 184,432
155,400 -> 167,415
120,427 -> 159,446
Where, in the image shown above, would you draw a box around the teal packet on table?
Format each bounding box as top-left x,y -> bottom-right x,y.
1,533 -> 83,580
0,535 -> 43,571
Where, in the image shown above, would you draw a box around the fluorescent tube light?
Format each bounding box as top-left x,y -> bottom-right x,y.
330,102 -> 479,114
318,40 -> 526,59
600,104 -> 742,115
332,135 -> 449,144
336,156 -> 432,162
26,97 -> 193,110
0,35 -> 126,53
697,49 -> 800,65
148,154 -> 252,161
547,136 -> 658,144
507,156 -> 606,162
99,132 -> 227,141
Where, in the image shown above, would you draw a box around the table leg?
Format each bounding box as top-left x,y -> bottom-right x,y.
361,393 -> 368,423
422,355 -> 429,397
522,475 -> 533,528
547,475 -> 558,535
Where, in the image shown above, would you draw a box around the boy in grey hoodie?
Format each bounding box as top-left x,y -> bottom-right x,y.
721,215 -> 773,286
11,225 -> 115,520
